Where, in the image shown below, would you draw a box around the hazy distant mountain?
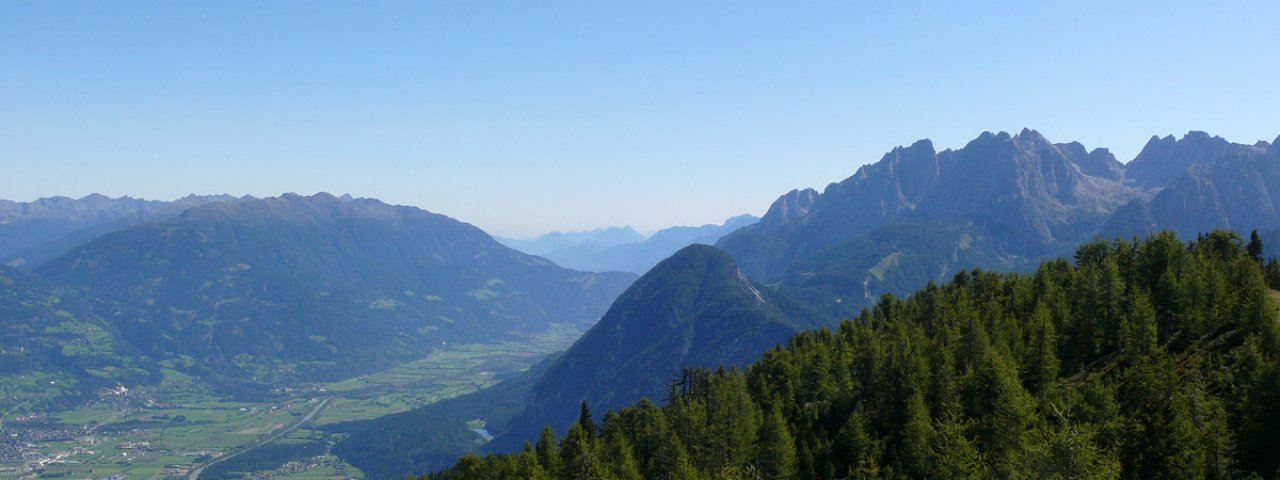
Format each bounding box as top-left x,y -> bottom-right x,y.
0,264 -> 159,412
0,193 -> 249,267
37,193 -> 635,390
1101,133 -> 1278,239
501,215 -> 759,274
719,129 -> 1140,283
498,226 -> 645,258
490,244 -> 822,452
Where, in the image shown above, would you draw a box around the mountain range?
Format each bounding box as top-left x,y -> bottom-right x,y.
498,215 -> 758,274
0,193 -> 250,268
721,129 -> 1280,317
1,193 -> 636,407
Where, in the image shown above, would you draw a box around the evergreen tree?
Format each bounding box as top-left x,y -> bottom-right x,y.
560,422 -> 606,480
896,391 -> 933,477
1120,289 -> 1159,358
1022,302 -> 1060,394
602,431 -> 643,480
535,427 -> 563,478
930,411 -> 987,479
755,408 -> 797,480
579,400 -> 597,439
1119,357 -> 1206,479
972,350 -> 1035,478
1249,229 -> 1265,262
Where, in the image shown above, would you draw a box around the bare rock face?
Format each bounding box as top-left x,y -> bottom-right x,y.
1124,131 -> 1268,189
1101,135 -> 1280,239
719,129 -> 1140,280
755,188 -> 819,233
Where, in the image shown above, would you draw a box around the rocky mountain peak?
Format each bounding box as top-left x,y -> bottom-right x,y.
755,188 -> 818,233
1125,131 -> 1268,188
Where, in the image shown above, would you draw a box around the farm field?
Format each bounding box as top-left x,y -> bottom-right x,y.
1,325 -> 579,480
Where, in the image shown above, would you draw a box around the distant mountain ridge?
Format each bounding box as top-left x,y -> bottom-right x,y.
499,215 -> 758,274
498,226 -> 646,259
32,193 -> 636,391
0,193 -> 251,267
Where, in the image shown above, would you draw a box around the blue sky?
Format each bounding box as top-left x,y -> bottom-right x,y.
3,1 -> 1278,237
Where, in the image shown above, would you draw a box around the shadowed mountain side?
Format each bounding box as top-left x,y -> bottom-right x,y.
489,244 -> 823,452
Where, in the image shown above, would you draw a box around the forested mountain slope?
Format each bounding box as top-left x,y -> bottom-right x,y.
490,245 -> 824,452
428,231 -> 1280,480
36,193 -> 635,390
0,265 -> 159,412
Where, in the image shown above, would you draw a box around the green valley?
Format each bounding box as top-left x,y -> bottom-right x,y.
0,325 -> 579,480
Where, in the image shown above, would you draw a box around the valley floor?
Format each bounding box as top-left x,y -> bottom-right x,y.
0,325 -> 580,480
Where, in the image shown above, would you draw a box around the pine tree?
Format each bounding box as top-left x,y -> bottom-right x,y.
930,411 -> 987,479
1249,230 -> 1265,261
756,408 -> 797,480
1120,290 -> 1158,358
579,400 -> 597,439
535,426 -> 563,478
1119,357 -> 1206,479
973,350 -> 1035,478
897,391 -> 933,477
834,409 -> 880,476
603,431 -> 643,480
561,422 -> 606,480
1023,302 -> 1060,394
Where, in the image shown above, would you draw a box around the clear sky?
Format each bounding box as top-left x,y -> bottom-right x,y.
3,1 -> 1278,237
